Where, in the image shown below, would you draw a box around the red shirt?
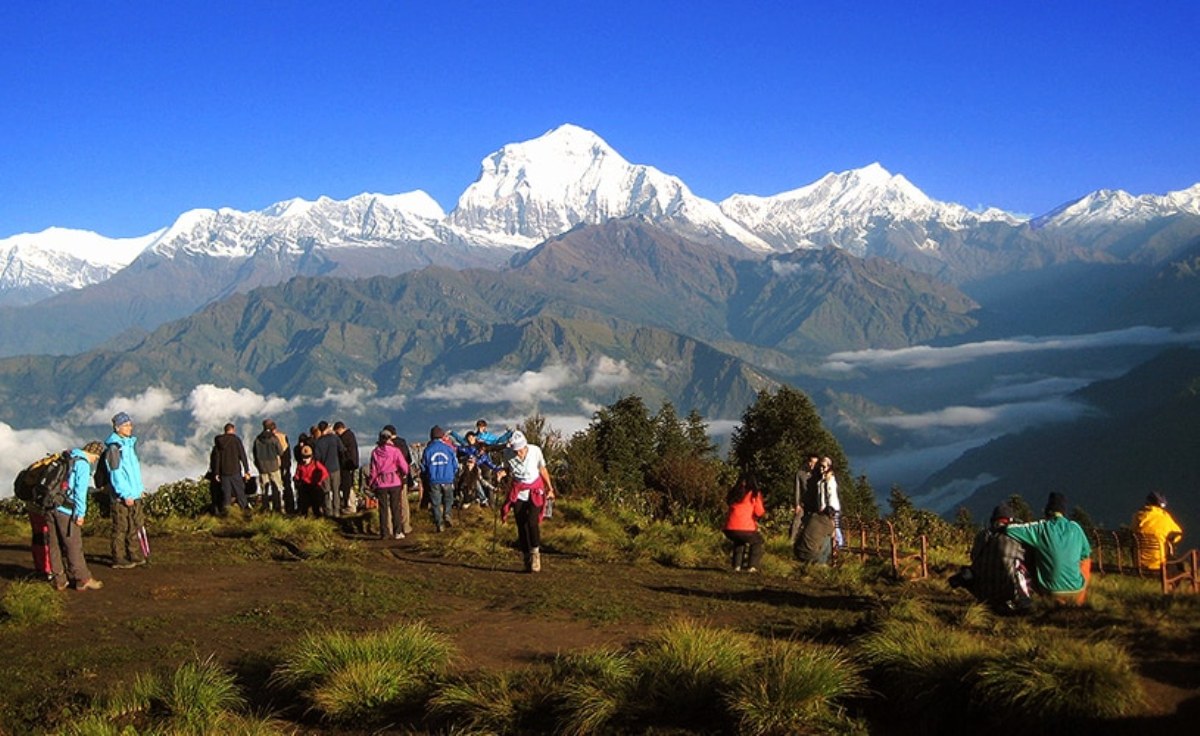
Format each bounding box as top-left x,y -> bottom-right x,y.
724,491 -> 765,532
294,459 -> 329,486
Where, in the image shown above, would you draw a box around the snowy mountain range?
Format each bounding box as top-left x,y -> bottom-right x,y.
4,123 -> 1200,307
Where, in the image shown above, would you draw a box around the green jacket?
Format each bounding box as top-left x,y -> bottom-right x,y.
1004,514 -> 1091,593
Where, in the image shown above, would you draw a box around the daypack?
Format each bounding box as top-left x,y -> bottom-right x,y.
94,443 -> 118,491
13,451 -> 77,513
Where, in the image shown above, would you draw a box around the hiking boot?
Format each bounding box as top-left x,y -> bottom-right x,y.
131,559 -> 147,568
531,548 -> 542,573
112,562 -> 136,570
77,578 -> 103,591
393,532 -> 405,540
436,524 -> 444,533
444,518 -> 453,528
52,577 -> 68,591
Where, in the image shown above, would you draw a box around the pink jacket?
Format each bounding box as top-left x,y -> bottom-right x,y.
368,443 -> 410,489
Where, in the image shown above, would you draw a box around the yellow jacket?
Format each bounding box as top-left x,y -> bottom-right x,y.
1133,505 -> 1183,570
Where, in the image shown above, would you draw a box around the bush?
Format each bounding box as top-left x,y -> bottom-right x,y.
730,640 -> 865,735
143,477 -> 212,519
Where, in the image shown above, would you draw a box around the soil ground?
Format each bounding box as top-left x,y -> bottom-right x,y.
1,515 -> 1198,734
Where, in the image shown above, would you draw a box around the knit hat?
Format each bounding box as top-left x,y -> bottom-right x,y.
263,419 -> 276,430
508,430 -> 528,451
1146,491 -> 1168,508
430,425 -> 445,440
990,502 -> 1017,524
112,412 -> 133,429
1045,492 -> 1068,516
300,445 -> 313,457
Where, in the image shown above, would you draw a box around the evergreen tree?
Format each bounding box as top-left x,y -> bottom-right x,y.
729,385 -> 854,511
1007,494 -> 1036,524
684,409 -> 718,459
593,395 -> 655,494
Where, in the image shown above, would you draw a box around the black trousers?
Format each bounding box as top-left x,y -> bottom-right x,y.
514,500 -> 541,553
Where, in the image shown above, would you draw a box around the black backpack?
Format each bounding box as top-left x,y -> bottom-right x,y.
94,443 -> 118,491
13,451 -> 78,513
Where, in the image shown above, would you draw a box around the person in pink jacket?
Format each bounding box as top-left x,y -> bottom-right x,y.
368,429 -> 411,540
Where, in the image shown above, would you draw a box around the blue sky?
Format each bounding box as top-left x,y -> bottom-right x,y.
2,1 -> 1197,238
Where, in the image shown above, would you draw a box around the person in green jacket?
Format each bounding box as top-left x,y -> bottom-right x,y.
1004,492 -> 1092,605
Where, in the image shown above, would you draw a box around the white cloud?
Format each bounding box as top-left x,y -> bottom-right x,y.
873,397 -> 1091,431
187,385 -> 295,430
74,387 -> 181,426
416,365 -> 575,407
978,375 -> 1095,402
587,356 -> 633,389
823,326 -> 1200,372
317,388 -> 371,412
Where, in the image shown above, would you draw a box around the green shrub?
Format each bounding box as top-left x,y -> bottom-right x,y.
550,648 -> 636,735
632,521 -> 723,568
428,669 -> 548,734
1,580 -> 64,627
144,477 -> 212,519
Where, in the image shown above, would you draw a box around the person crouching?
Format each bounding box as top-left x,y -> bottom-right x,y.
723,473 -> 766,572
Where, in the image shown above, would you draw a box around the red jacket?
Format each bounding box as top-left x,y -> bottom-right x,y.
294,459 -> 329,487
724,491 -> 765,532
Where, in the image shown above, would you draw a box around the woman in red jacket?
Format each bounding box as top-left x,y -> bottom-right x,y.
723,473 -> 767,572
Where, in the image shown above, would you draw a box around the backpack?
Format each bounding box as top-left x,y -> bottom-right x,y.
94,443 -> 118,491
13,451 -> 77,513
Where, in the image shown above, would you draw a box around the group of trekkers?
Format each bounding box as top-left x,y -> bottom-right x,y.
720,452 -> 1187,614
27,413 -> 560,591
24,414 -> 1186,598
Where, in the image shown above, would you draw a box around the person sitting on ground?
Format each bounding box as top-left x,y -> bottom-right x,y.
47,442 -> 107,591
954,502 -> 1032,614
1004,492 -> 1092,605
1133,491 -> 1183,571
455,454 -> 497,509
293,445 -> 329,518
723,473 -> 767,572
456,431 -> 500,506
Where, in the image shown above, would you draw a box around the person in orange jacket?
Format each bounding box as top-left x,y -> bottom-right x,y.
723,473 -> 767,572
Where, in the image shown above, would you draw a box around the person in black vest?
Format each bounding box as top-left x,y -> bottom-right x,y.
334,421 -> 359,514
312,421 -> 342,517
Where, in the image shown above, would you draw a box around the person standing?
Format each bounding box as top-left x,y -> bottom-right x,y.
368,429 -> 410,540
791,454 -> 820,544
796,457 -> 840,564
1133,491 -> 1184,571
210,423 -> 252,514
421,426 -> 458,532
498,430 -> 556,573
275,424 -> 294,513
313,421 -> 342,517
383,425 -> 415,535
253,420 -> 285,513
724,474 -> 767,572
334,421 -> 359,514
1005,492 -> 1092,605
48,442 -> 106,591
106,412 -> 147,569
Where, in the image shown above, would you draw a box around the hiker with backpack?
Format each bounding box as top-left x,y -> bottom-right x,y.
46,442 -> 108,591
105,413 -> 148,570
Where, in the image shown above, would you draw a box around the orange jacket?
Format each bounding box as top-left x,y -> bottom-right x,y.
724,491 -> 766,532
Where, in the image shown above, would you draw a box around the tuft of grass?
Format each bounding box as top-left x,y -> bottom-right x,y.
165,657 -> 247,729
730,640 -> 865,736
429,668 -> 554,735
975,636 -> 1145,722
633,521 -> 723,568
634,619 -> 755,729
1,580 -> 64,627
272,622 -> 454,721
550,648 -> 636,735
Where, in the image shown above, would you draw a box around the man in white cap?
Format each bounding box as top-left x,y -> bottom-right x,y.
106,412 -> 147,569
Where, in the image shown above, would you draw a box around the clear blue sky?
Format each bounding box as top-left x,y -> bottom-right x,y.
2,1 -> 1197,238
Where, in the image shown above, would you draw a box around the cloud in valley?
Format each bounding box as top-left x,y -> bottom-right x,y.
587,356 -> 634,389
873,397 -> 1092,432
74,387 -> 181,426
415,365 -> 575,407
823,326 -> 1200,372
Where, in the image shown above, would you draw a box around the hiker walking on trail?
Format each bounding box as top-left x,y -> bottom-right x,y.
723,473 -> 767,572
48,442 -> 106,591
497,430 -> 556,573
106,412 -> 147,570
253,420 -> 286,513
422,426 -> 458,532
211,423 -> 252,514
368,429 -> 410,540
1005,492 -> 1092,605
1132,491 -> 1183,571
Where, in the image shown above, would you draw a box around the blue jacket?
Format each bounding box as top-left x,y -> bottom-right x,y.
450,427 -> 513,448
422,439 -> 459,485
105,431 -> 145,501
57,449 -> 93,517
456,442 -> 499,471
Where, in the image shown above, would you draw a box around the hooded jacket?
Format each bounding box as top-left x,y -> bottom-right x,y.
105,431 -> 144,501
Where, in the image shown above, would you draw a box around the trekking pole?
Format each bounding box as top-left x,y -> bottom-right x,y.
138,524 -> 151,564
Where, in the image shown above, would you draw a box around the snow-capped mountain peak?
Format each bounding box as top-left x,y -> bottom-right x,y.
1033,183 -> 1200,228
447,124 -> 770,251
0,226 -> 164,305
719,163 -> 1023,254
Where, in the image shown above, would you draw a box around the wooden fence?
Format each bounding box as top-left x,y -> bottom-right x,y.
837,517 -> 929,580
1089,528 -> 1198,594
